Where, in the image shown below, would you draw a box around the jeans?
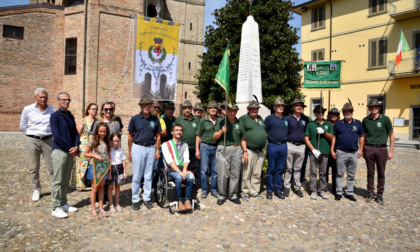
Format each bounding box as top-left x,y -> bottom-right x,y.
131,144 -> 155,203
168,172 -> 194,201
266,142 -> 287,193
199,143 -> 218,194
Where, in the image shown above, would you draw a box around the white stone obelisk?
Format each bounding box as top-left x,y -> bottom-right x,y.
235,15 -> 270,118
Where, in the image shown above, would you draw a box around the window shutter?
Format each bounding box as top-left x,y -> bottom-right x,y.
378,40 -> 385,66
319,7 -> 324,28
371,0 -> 377,13
370,40 -> 377,67
379,0 -> 385,11
312,9 -> 318,29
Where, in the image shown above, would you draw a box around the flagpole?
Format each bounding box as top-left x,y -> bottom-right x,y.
223,92 -> 228,154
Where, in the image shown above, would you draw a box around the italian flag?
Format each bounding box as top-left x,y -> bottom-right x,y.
167,140 -> 184,166
395,30 -> 410,66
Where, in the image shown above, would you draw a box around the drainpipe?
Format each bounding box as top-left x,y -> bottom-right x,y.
82,0 -> 88,113
328,0 -> 332,110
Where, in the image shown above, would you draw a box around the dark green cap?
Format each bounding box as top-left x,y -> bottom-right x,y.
193,102 -> 204,111
165,101 -> 175,109
138,95 -> 153,105
342,102 -> 354,112
328,107 -> 340,114
247,100 -> 260,109
273,97 -> 285,106
182,100 -> 193,108
367,99 -> 382,107
228,103 -> 239,110
313,105 -> 327,113
207,100 -> 218,109
292,98 -> 307,107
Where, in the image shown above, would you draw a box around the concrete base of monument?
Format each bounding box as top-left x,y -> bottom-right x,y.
235,102 -> 271,119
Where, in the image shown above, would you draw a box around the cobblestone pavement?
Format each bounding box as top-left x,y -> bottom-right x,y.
0,133 -> 419,251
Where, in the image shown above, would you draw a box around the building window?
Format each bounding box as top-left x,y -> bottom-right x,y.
190,23 -> 192,30
311,5 -> 325,30
368,38 -> 387,68
66,0 -> 84,7
3,25 -> 24,39
369,0 -> 387,15
311,49 -> 325,61
65,38 -> 77,75
147,4 -> 157,17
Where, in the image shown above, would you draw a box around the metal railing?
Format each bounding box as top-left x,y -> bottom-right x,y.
388,54 -> 420,75
389,0 -> 420,16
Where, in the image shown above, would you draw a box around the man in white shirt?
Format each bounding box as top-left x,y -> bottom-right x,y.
161,124 -> 194,211
20,88 -> 56,201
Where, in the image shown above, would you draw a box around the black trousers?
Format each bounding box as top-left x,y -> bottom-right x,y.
325,155 -> 337,194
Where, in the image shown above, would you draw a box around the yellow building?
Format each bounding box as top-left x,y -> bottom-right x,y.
292,0 -> 420,141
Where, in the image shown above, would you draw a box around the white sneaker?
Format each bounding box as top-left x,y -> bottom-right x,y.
320,191 -> 329,200
51,207 -> 68,218
61,203 -> 78,213
310,192 -> 317,200
31,189 -> 40,201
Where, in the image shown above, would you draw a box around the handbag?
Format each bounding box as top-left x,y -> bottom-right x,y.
115,165 -> 126,185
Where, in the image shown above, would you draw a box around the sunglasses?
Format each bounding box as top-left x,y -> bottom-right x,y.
104,108 -> 114,112
60,99 -> 71,102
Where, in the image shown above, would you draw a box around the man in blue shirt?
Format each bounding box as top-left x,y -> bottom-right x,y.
264,97 -> 289,199
284,99 -> 309,198
128,95 -> 162,210
50,92 -> 80,218
331,103 -> 365,201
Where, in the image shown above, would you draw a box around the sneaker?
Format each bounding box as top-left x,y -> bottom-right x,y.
320,191 -> 329,200
32,189 -> 40,202
283,188 -> 290,197
210,191 -> 219,199
254,194 -> 264,199
365,193 -> 374,202
201,191 -> 208,199
241,194 -> 250,201
52,207 -> 68,219
275,191 -> 285,200
294,189 -> 304,198
310,192 -> 317,200
377,196 -> 384,205
132,202 -> 140,210
266,192 -> 273,199
145,201 -> 154,209
61,203 -> 78,213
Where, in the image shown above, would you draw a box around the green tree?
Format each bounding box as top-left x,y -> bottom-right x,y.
196,0 -> 303,111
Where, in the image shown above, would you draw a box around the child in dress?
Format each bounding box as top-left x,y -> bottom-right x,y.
84,122 -> 112,218
107,133 -> 127,213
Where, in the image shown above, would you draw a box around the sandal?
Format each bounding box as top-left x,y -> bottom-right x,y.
109,205 -> 117,214
91,210 -> 99,218
99,208 -> 109,217
116,205 -> 123,212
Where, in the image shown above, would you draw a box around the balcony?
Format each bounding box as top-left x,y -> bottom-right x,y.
388,55 -> 420,76
389,0 -> 420,21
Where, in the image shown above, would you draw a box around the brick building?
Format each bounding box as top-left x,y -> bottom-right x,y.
0,0 -> 205,131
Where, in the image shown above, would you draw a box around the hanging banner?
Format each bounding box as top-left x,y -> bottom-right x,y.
132,16 -> 181,100
92,158 -> 111,186
304,61 -> 341,88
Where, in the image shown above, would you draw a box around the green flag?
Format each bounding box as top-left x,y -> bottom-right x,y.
215,42 -> 231,96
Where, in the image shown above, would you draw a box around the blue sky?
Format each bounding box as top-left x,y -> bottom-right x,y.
0,0 -> 306,55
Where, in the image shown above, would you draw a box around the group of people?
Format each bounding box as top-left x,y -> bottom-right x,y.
20,87 -> 394,218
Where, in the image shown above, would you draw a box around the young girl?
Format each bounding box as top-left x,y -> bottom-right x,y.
84,122 -> 112,218
107,133 -> 127,213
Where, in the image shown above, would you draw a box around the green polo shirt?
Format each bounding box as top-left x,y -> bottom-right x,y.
305,120 -> 334,155
239,114 -> 267,151
362,114 -> 393,145
196,115 -> 220,145
175,115 -> 200,149
161,115 -> 176,143
215,118 -> 245,146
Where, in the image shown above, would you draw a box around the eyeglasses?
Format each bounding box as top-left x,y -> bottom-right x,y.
60,99 -> 71,102
154,107 -> 161,109
90,108 -> 98,111
316,111 -> 324,114
104,108 -> 114,112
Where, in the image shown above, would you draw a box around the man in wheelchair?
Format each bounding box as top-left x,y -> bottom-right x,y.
161,124 -> 195,212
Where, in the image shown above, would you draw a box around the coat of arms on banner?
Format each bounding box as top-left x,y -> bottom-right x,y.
133,16 -> 181,101
92,158 -> 111,186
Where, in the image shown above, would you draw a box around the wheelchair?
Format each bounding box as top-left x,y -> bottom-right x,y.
153,167 -> 200,214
